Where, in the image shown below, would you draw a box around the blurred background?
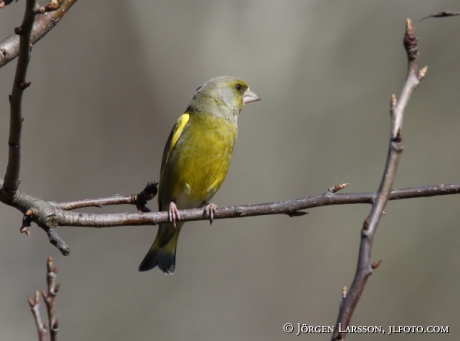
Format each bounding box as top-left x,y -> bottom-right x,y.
1,1 -> 460,340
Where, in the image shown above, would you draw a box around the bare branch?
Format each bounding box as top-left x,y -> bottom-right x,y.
28,257 -> 60,341
0,0 -> 78,69
49,182 -> 460,216
2,175 -> 459,255
419,11 -> 460,22
53,181 -> 158,212
28,290 -> 47,341
0,0 -> 74,255
331,19 -> 426,340
43,257 -> 59,341
0,0 -> 38,203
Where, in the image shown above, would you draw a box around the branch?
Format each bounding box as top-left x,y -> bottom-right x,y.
43,257 -> 59,341
28,291 -> 47,341
53,181 -> 158,212
331,19 -> 426,340
28,257 -> 60,341
51,182 -> 460,214
0,0 -> 78,69
419,11 -> 460,22
54,182 -> 459,228
0,0 -> 78,255
2,173 -> 459,255
0,0 -> 38,203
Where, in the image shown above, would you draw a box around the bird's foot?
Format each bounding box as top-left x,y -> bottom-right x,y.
203,202 -> 217,225
168,202 -> 180,228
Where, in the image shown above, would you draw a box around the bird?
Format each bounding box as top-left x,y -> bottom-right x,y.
138,76 -> 260,274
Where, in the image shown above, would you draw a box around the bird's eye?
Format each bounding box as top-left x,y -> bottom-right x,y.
235,84 -> 242,91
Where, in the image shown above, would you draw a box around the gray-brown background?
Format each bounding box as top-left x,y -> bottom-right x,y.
1,1 -> 460,340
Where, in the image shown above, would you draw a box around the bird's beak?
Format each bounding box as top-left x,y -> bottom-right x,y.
243,88 -> 261,104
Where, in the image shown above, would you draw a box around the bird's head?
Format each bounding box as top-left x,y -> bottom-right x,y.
187,76 -> 260,119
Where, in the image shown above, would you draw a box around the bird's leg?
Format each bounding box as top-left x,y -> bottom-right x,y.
168,202 -> 180,228
203,202 -> 217,225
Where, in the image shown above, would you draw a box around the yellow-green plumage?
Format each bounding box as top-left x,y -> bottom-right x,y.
139,76 -> 260,273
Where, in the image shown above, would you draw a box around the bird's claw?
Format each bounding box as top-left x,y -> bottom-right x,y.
203,202 -> 217,225
168,202 -> 180,228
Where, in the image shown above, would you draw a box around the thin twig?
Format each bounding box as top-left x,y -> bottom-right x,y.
28,291 -> 47,341
43,257 -> 59,341
331,19 -> 425,340
419,11 -> 460,22
0,0 -> 78,68
27,257 -> 60,341
53,181 -> 158,212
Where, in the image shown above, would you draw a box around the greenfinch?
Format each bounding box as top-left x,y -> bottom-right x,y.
139,76 -> 260,273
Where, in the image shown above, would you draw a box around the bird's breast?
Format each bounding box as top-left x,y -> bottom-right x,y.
160,114 -> 238,209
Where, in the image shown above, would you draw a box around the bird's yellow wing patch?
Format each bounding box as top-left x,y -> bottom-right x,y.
161,113 -> 190,171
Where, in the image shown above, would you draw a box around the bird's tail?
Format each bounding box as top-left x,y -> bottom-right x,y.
138,222 -> 182,274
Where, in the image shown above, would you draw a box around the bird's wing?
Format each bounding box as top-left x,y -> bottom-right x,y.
158,113 -> 190,211
160,113 -> 190,172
